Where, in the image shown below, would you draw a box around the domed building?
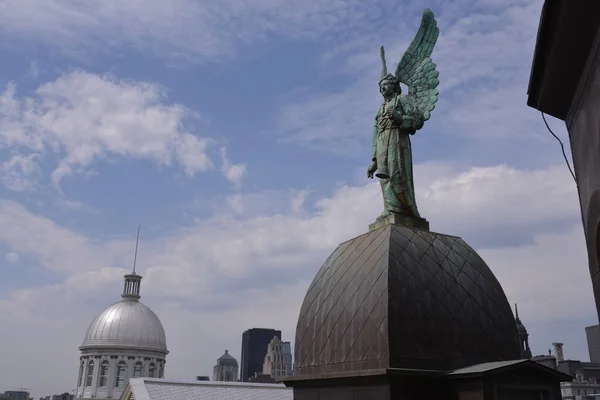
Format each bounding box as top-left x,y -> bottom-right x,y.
75,271 -> 168,400
285,224 -> 573,398
213,350 -> 239,382
293,225 -> 521,376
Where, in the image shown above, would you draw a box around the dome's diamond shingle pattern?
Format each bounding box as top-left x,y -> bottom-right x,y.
294,225 -> 519,375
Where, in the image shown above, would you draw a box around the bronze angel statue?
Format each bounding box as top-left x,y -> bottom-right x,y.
367,9 -> 440,223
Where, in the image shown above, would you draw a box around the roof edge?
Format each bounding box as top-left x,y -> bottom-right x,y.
79,343 -> 169,355
448,359 -> 573,382
123,378 -> 152,400
140,378 -> 288,389
527,0 -> 600,120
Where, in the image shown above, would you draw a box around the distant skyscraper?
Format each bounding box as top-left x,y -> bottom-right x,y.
212,350 -> 239,382
586,324 -> 600,363
240,328 -> 281,382
262,336 -> 293,379
282,341 -> 293,376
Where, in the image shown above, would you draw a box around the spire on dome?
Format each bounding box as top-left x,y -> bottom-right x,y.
514,303 -> 532,359
132,225 -> 141,274
122,226 -> 143,300
515,303 -> 527,333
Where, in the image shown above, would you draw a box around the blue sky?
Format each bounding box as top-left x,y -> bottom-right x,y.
0,0 -> 595,397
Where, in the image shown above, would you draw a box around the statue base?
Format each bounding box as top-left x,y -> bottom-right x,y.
369,213 -> 429,232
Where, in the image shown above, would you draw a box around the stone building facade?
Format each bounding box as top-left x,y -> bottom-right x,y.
262,336 -> 292,379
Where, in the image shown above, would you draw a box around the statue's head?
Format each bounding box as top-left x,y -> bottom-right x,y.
379,74 -> 401,98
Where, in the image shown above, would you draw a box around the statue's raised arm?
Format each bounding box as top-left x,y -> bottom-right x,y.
368,9 -> 439,229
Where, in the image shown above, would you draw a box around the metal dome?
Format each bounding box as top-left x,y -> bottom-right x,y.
294,224 -> 520,375
80,299 -> 168,353
80,272 -> 168,354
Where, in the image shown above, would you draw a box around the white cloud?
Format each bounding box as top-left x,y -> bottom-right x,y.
417,163 -> 579,239
0,200 -> 134,275
482,225 -> 591,322
0,161 -> 592,396
0,0 -> 397,62
0,71 -> 213,191
5,252 -> 20,264
219,147 -> 247,190
0,152 -> 42,191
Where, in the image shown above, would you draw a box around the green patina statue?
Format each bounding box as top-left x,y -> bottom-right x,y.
367,9 -> 440,224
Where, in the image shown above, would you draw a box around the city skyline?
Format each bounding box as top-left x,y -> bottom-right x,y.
0,0 -> 596,397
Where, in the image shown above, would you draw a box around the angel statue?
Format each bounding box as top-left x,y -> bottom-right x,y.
367,8 -> 440,224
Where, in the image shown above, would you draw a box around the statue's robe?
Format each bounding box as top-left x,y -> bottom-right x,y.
371,94 -> 424,218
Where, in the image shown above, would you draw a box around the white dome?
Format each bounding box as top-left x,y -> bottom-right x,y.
80,299 -> 168,354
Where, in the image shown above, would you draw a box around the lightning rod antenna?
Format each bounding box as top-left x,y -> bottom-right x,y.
132,225 -> 141,274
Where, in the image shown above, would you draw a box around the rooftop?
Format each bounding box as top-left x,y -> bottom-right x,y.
122,378 -> 292,400
216,350 -> 238,366
527,0 -> 600,120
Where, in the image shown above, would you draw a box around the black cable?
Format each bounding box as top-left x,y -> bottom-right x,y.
541,112 -> 577,183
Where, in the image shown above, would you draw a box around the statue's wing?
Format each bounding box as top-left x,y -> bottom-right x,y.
395,9 -> 440,121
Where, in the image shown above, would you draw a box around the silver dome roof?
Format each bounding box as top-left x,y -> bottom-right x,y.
80,299 -> 168,354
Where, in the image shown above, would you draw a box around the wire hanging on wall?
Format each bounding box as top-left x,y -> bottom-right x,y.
541,112 -> 577,184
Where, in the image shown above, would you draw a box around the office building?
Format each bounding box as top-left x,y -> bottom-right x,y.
263,336 -> 293,379
587,325 -> 600,363
240,328 -> 281,382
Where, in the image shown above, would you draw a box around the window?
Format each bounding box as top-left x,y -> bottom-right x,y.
133,362 -> 143,378
115,361 -> 127,388
159,362 -> 164,378
86,361 -> 94,387
149,363 -> 156,378
78,362 -> 84,387
99,361 -> 109,386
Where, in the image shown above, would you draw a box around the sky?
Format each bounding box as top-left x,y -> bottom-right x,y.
0,0 -> 595,397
